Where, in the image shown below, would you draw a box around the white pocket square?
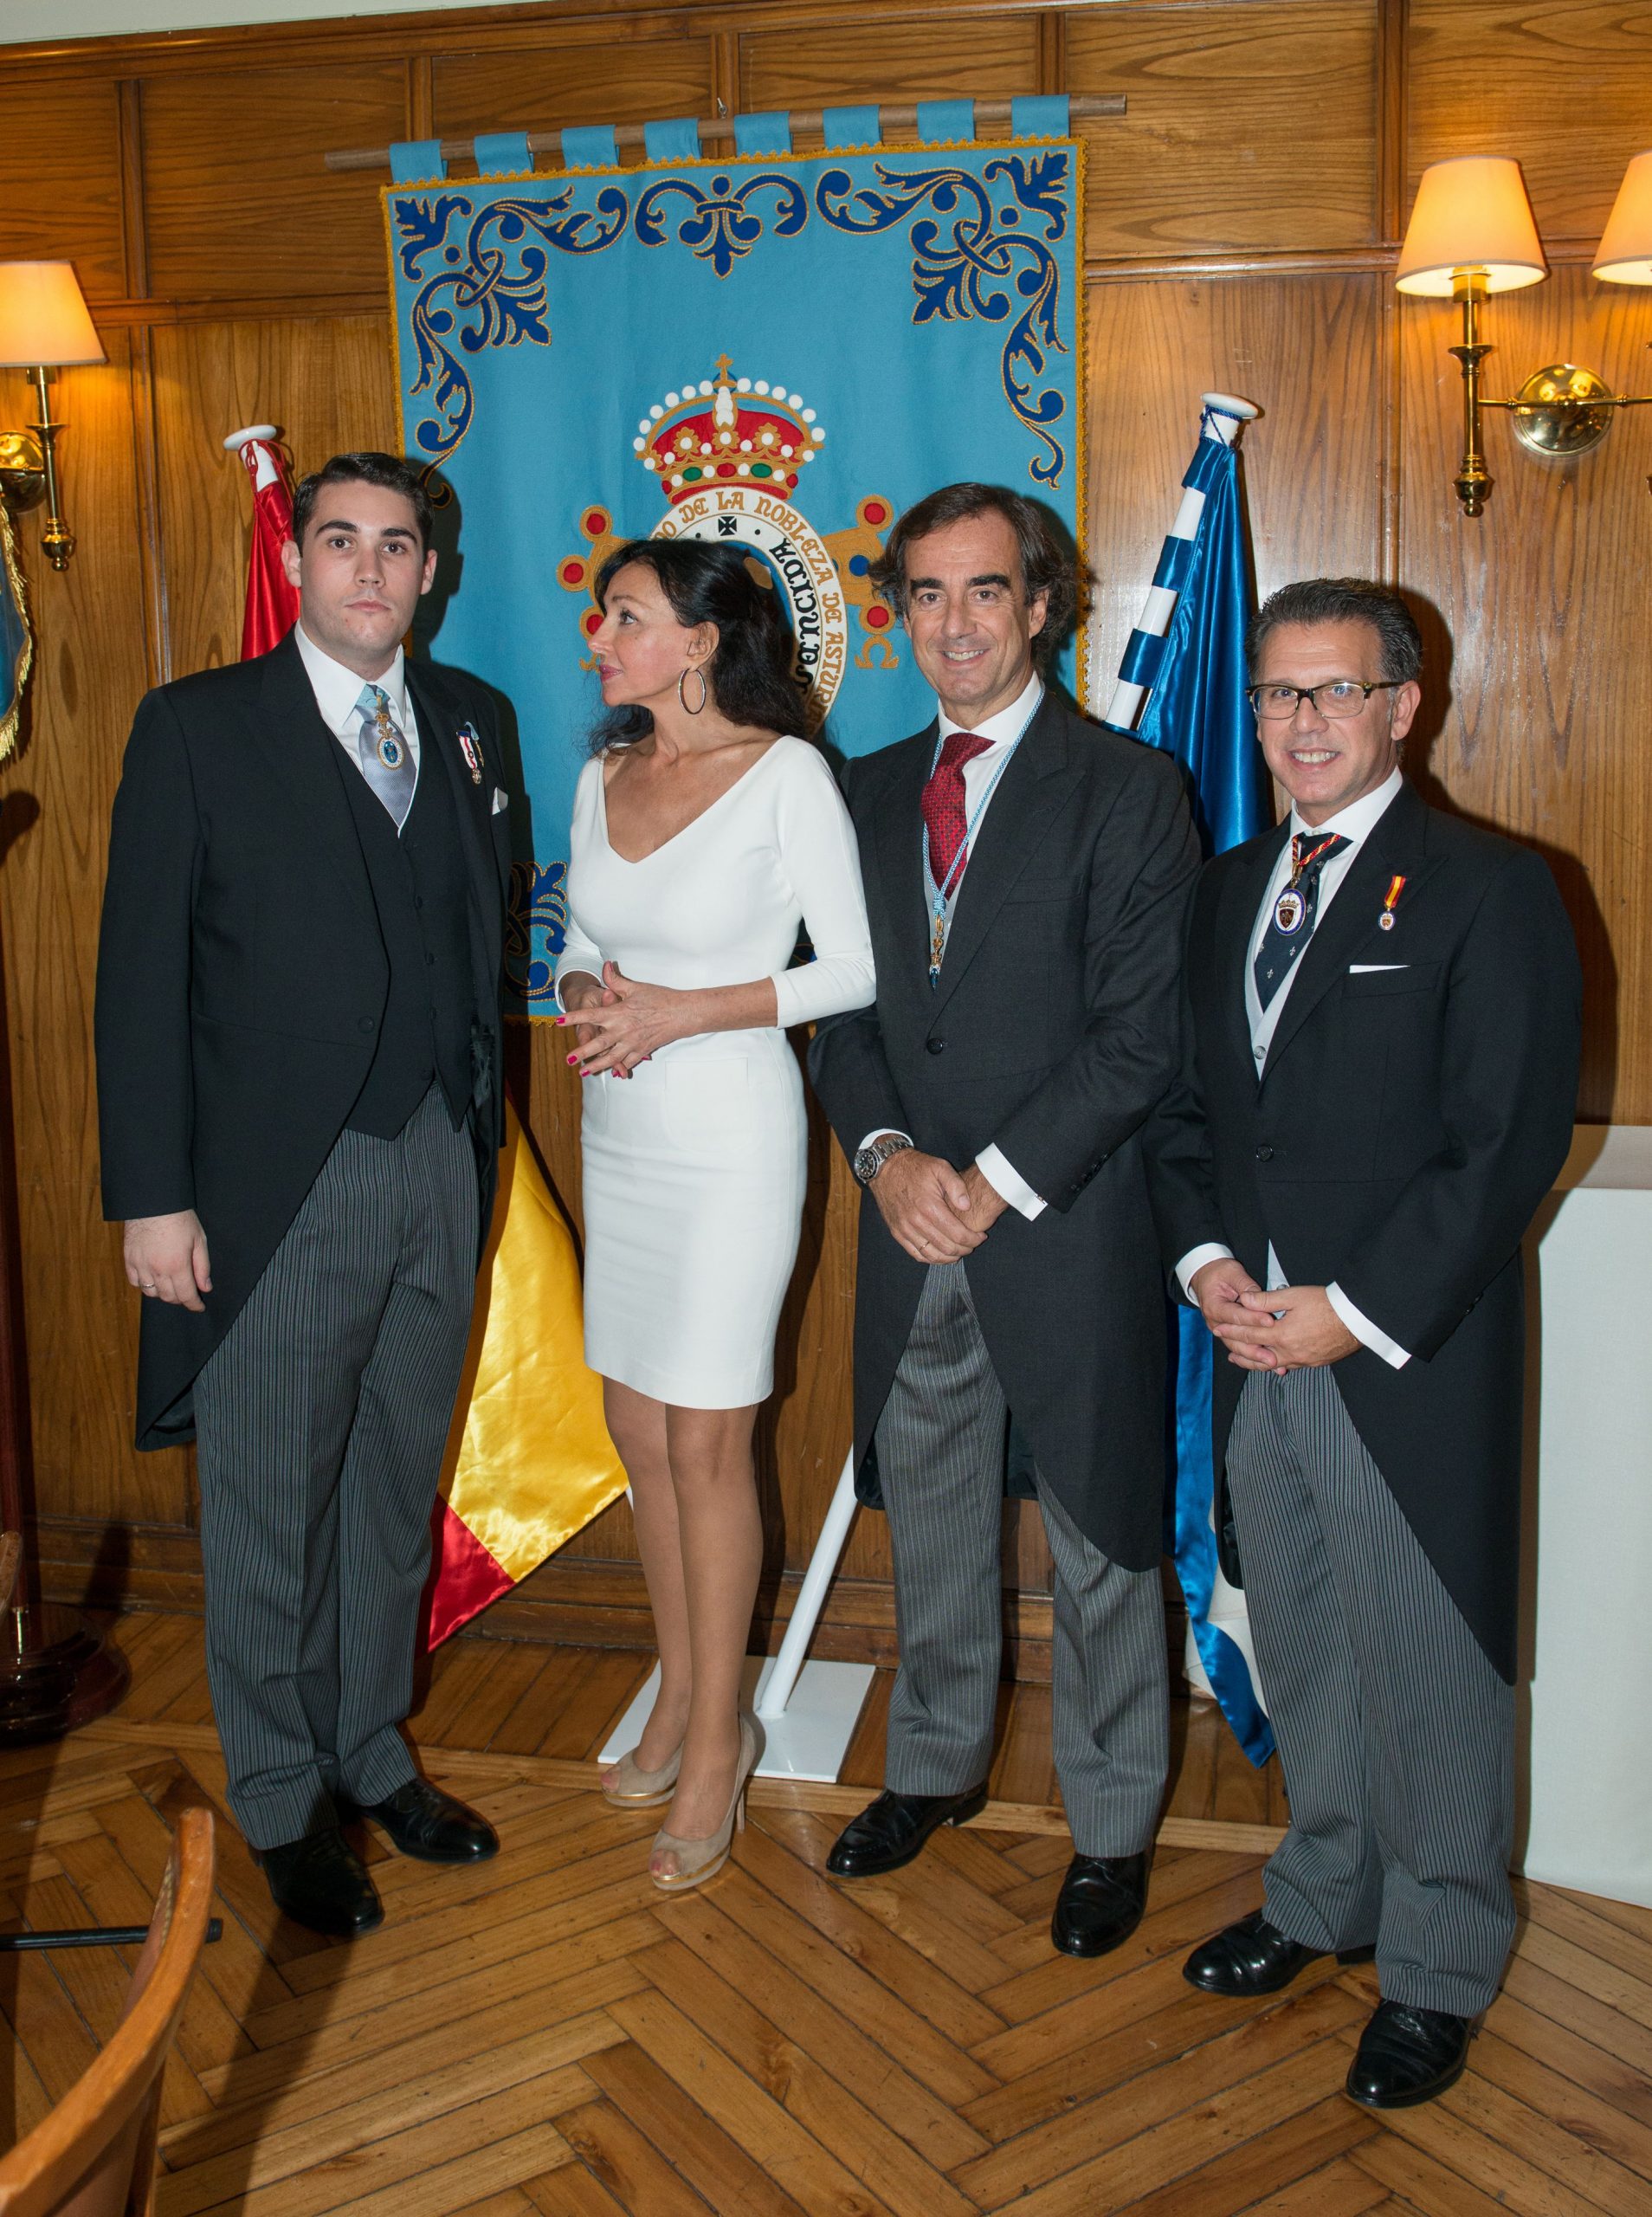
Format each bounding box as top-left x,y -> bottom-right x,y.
491,786 -> 508,815
1350,963 -> 1407,973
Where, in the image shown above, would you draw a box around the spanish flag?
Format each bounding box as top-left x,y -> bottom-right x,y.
228,423 -> 624,1647
426,1103 -> 626,1645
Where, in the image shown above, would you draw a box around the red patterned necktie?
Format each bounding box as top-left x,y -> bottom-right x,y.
921,730 -> 993,888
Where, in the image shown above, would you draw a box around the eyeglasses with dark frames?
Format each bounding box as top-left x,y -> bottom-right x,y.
1247,680 -> 1406,720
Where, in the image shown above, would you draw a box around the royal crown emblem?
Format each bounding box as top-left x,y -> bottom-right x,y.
558,355 -> 899,727
636,359 -> 825,503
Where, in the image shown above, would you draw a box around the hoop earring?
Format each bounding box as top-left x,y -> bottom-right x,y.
677,665 -> 708,715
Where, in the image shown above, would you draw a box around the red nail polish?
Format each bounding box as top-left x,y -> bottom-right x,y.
566,1054 -> 578,1067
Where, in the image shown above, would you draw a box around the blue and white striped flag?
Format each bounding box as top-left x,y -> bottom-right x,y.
1104,395 -> 1275,1765
0,496 -> 31,762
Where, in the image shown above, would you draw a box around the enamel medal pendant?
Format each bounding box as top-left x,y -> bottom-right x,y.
373,698 -> 403,770
458,723 -> 484,785
1273,886 -> 1307,934
1378,873 -> 1406,931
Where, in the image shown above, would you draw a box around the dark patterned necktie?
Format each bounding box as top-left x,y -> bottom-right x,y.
355,682 -> 416,830
1252,831 -> 1352,1010
921,730 -> 993,888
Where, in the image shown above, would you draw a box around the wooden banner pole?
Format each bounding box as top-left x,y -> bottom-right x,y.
324,93 -> 1125,175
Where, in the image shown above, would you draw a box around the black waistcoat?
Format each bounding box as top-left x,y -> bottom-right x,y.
337,739 -> 476,1137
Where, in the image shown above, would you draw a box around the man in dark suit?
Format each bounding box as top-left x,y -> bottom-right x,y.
96,452 -> 512,1936
1146,577 -> 1580,2106
809,483 -> 1200,1955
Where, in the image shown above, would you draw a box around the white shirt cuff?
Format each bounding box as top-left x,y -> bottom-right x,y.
554,965 -> 602,1013
975,1144 -> 1046,1221
1326,1281 -> 1410,1369
1176,1243 -> 1235,1302
855,1128 -> 911,1155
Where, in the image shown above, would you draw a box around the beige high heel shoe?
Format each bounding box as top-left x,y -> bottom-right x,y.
601,1739 -> 683,1810
649,1715 -> 759,1892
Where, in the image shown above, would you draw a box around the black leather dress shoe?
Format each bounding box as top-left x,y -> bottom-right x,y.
1050,1852 -> 1148,1958
338,1778 -> 499,1864
825,1785 -> 989,1878
1345,2000 -> 1472,2108
1184,1908 -> 1376,1997
259,1828 -> 383,1937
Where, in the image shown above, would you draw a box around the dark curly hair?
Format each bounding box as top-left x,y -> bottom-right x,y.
590,539 -> 807,752
868,482 -> 1084,666
290,451 -> 434,550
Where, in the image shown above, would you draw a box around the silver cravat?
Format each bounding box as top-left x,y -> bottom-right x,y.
354,681 -> 416,830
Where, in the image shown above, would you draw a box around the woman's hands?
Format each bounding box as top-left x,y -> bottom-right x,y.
558,969 -> 618,1070
558,961 -> 690,1076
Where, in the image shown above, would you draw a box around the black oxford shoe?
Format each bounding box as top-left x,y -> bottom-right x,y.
259,1827 -> 383,1937
1184,1908 -> 1376,1997
1050,1852 -> 1148,1958
1345,2000 -> 1472,2108
338,1778 -> 499,1864
825,1784 -> 989,1878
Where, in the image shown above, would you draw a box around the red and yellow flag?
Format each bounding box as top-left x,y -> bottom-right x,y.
426,1105 -> 626,1645
229,423 -> 624,1648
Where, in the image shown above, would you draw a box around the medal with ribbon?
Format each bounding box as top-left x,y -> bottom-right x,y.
372,694 -> 403,771
1272,831 -> 1345,936
1378,873 -> 1406,931
922,699 -> 1041,988
457,721 -> 484,785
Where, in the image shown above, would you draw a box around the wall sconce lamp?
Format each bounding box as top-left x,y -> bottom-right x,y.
0,262 -> 106,571
1398,155 -> 1652,516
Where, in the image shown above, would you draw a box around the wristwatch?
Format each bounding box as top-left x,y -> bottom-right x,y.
854,1132 -> 914,1186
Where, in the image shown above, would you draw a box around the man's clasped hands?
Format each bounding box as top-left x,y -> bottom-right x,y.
1188,1257 -> 1359,1376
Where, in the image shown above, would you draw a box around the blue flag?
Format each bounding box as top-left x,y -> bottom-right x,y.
0,499 -> 30,761
1104,399 -> 1274,1765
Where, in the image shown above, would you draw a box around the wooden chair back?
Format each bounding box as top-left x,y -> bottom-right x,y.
0,1807 -> 215,2217
0,1529 -> 20,1608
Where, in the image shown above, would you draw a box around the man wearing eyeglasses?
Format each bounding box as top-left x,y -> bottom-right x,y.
1145,577 -> 1580,2109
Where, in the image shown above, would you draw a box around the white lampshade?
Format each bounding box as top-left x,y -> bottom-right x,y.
1396,158 -> 1547,296
1594,151 -> 1652,284
0,262 -> 106,368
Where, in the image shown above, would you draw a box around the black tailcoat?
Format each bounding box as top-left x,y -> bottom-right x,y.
95,630 -> 511,1449
809,691 -> 1201,1573
1145,777 -> 1582,1679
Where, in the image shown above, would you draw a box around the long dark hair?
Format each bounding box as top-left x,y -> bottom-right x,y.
590,538 -> 806,752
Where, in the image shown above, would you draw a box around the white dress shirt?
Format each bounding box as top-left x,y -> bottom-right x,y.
1176,766 -> 1410,1367
861,669 -> 1048,1218
294,622 -> 422,784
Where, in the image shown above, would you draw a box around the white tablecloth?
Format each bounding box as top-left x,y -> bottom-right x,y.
1520,1125 -> 1652,1907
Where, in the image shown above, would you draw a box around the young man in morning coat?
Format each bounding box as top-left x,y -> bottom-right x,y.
97,453 -> 512,1936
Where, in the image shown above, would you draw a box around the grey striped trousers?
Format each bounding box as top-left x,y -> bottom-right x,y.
1230,1364 -> 1514,2016
193,1087 -> 479,1850
876,1261 -> 1168,1856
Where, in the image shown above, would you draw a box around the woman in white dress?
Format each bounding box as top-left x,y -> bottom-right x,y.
555,539 -> 874,1891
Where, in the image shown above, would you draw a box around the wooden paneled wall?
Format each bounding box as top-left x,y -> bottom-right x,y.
3,0 -> 1649,1657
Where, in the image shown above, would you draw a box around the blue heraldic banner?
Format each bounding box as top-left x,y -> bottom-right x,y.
384,100 -> 1083,1010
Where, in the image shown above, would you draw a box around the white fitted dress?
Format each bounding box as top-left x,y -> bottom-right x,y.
556,737 -> 874,1408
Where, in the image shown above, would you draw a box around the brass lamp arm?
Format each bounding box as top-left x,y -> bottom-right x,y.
0,368 -> 74,571
1480,391 -> 1652,411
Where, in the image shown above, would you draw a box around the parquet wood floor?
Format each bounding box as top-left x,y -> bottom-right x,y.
3,1613 -> 1648,2217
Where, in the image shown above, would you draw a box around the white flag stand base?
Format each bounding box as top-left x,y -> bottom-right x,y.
598,1654 -> 875,1785
598,1450 -> 871,1784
